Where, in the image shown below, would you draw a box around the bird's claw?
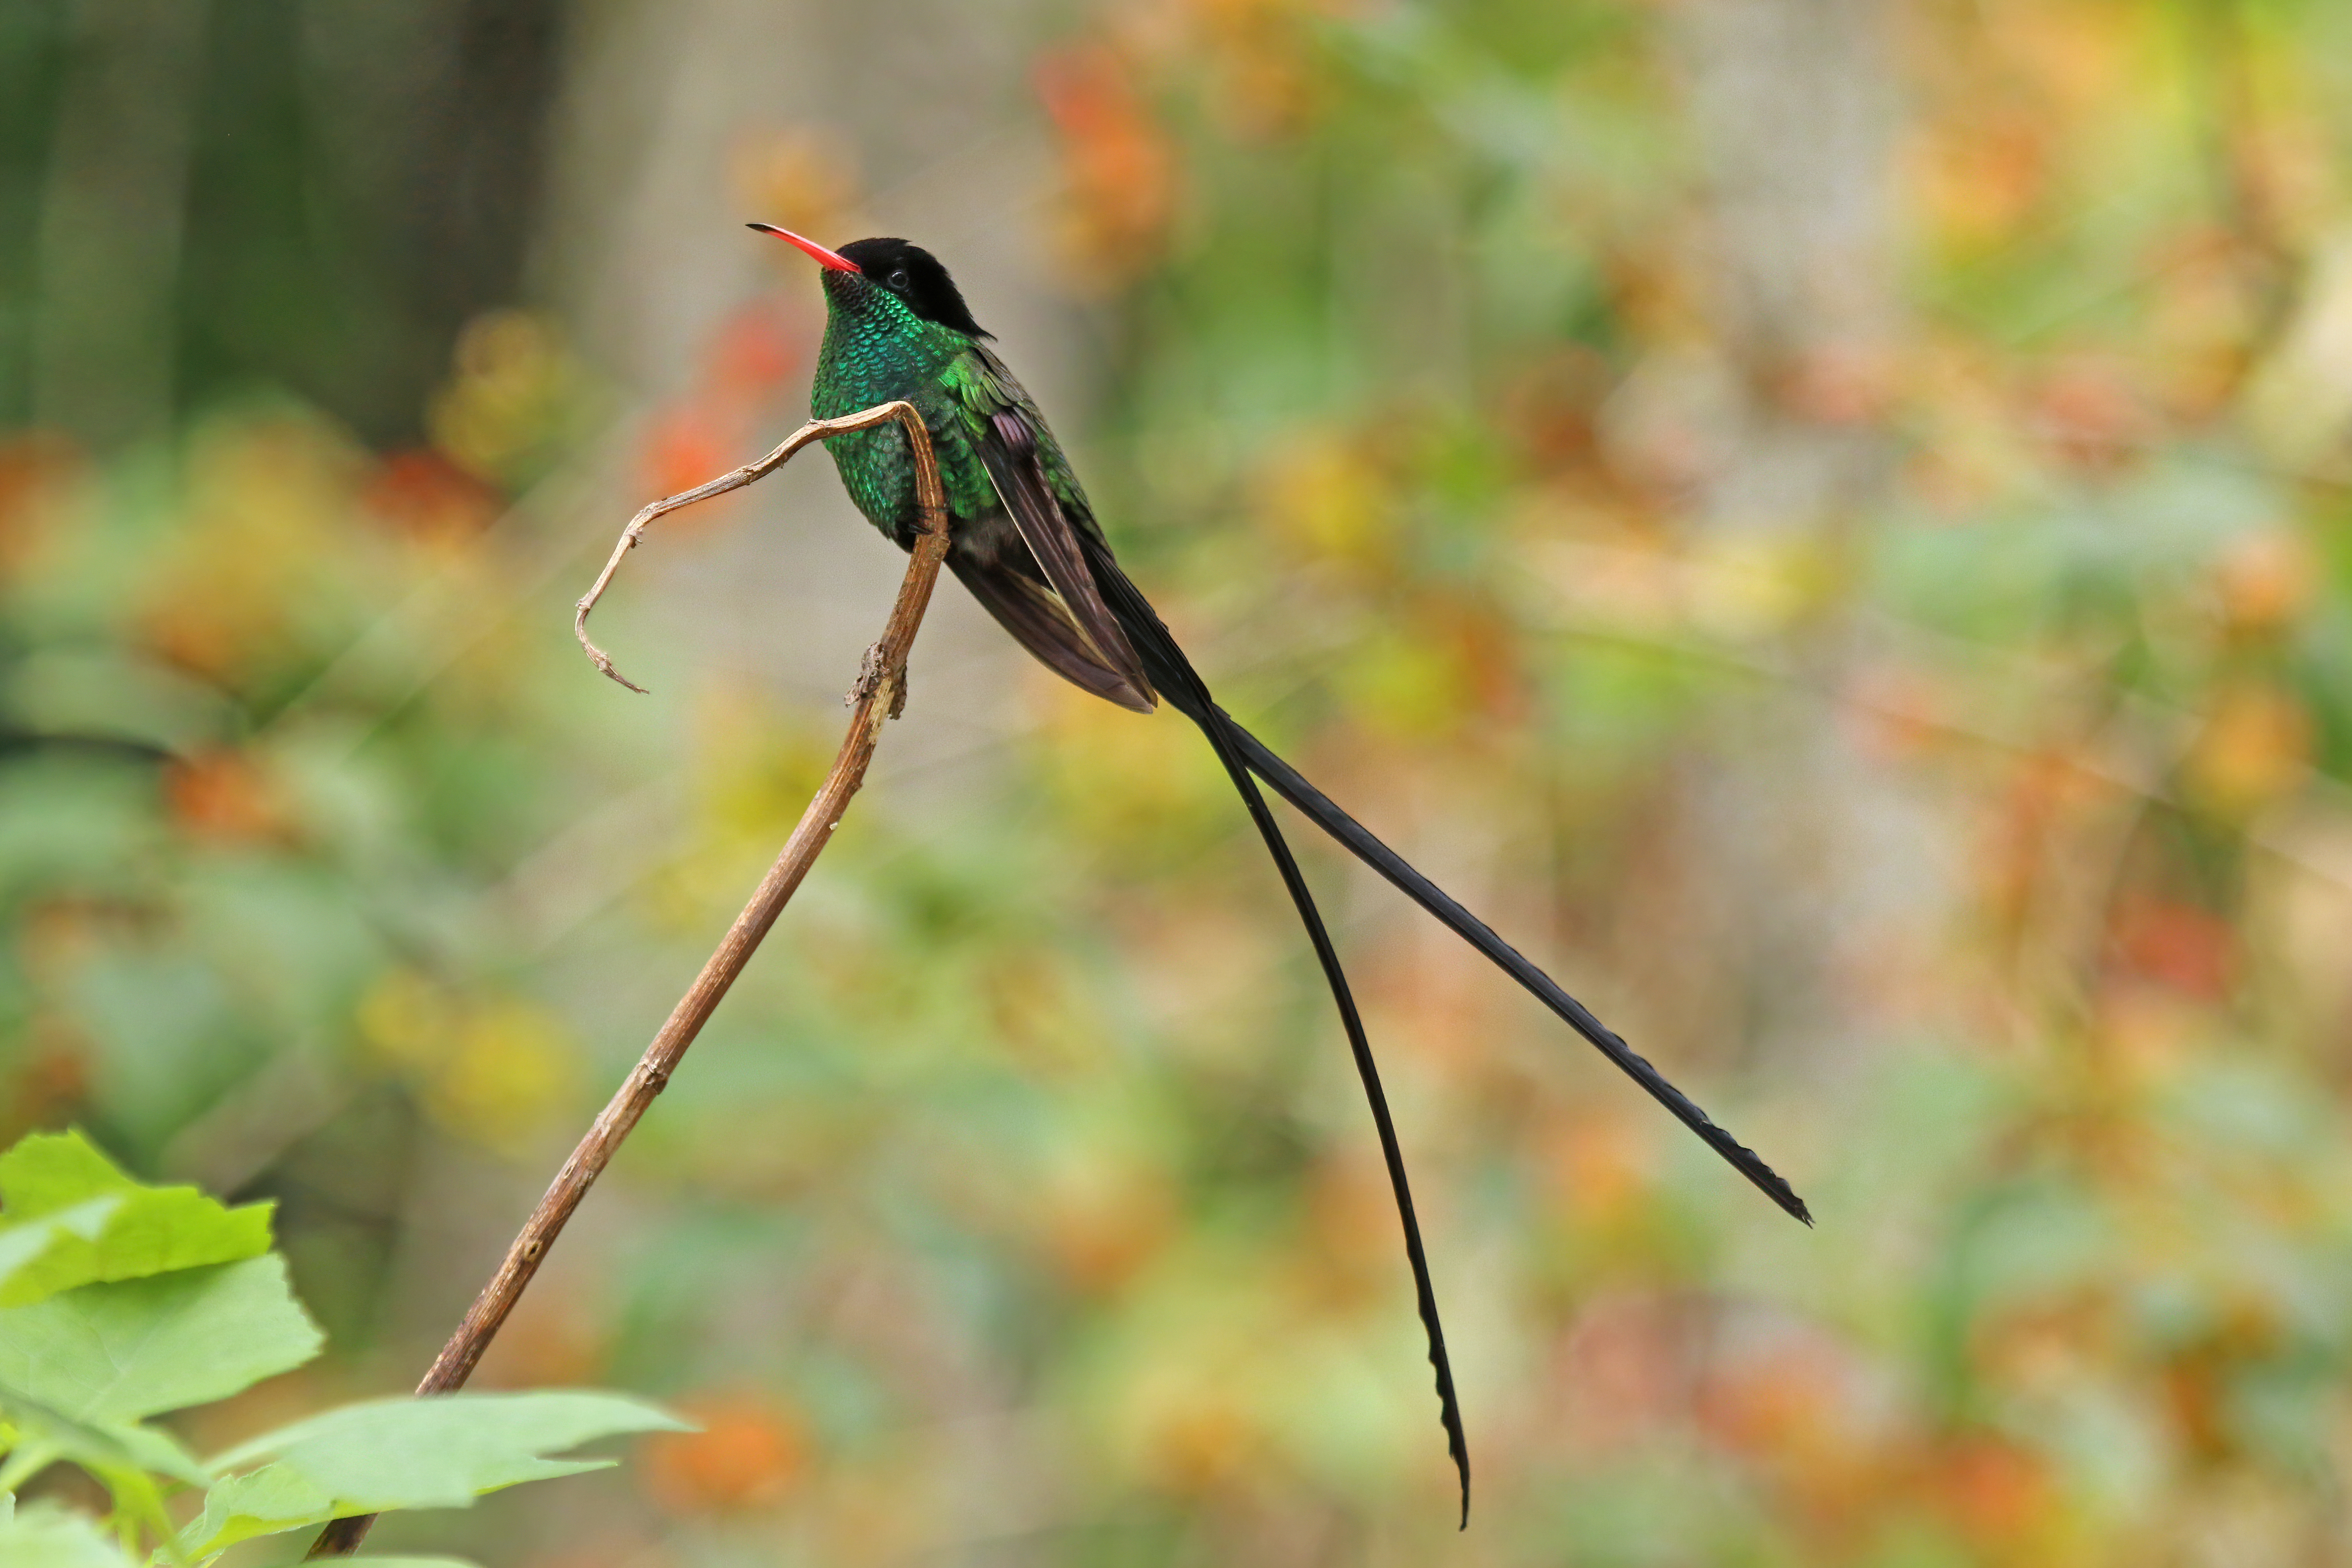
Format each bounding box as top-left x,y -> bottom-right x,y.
846,643 -> 887,708
846,644 -> 908,716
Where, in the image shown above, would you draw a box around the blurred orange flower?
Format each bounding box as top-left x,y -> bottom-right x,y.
1142,1391 -> 1258,1498
641,1393 -> 810,1514
2109,896 -> 2236,999
2184,680 -> 2312,817
1934,1434 -> 2061,1559
2212,530 -> 2318,636
1916,109 -> 2048,251
0,431 -> 80,582
732,125 -> 863,250
163,748 -> 291,846
1039,1160 -> 1176,1296
1036,42 -> 1180,285
641,405 -> 742,514
1184,0 -> 1336,139
361,449 -> 502,546
2031,357 -> 2153,474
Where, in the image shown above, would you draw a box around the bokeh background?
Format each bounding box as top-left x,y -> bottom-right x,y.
6,0 -> 2352,1561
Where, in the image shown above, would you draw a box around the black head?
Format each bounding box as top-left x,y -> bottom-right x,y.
835,238 -> 990,339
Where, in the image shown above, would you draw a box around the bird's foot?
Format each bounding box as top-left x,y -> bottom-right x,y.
847,643 -> 890,711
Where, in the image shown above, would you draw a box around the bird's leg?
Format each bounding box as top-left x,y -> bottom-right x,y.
847,641 -> 893,710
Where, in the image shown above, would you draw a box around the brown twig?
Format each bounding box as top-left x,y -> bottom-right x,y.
307,400 -> 949,1559
574,403 -> 940,693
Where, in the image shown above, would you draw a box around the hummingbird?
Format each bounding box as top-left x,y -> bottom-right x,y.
753,224 -> 1811,1524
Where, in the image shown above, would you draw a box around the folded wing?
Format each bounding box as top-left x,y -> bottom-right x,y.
972,405 -> 1157,713
949,553 -> 1156,713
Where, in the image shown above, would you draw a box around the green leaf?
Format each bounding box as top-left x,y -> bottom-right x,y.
177,1464 -> 477,1568
0,1199 -> 120,1305
0,1383 -> 209,1487
192,1390 -> 685,1548
0,1132 -> 273,1306
2,1131 -> 164,1214
177,1463 -> 335,1557
0,1503 -> 140,1568
0,1254 -> 321,1426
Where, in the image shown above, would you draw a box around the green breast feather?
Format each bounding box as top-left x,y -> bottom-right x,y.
814,305 -> 1001,545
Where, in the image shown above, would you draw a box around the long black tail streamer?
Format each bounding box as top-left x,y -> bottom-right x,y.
1212,710 -> 1810,1228
1084,540 -> 1472,1528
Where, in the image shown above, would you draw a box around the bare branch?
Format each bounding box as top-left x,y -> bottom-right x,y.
308,400 -> 950,1559
573,400 -> 936,692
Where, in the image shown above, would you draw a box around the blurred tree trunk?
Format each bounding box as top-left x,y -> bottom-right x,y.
30,0 -> 208,446
1670,0 -> 1940,1075
13,0 -> 565,449
542,0 -> 1074,401
1681,0 -> 1901,410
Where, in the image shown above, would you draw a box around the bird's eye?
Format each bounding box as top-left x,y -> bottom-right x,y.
888,269 -> 911,289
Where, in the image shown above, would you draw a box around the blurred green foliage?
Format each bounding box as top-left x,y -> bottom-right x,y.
0,1130 -> 677,1566
6,0 -> 2352,1564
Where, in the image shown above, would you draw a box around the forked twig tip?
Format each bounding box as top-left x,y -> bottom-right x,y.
576,622 -> 650,695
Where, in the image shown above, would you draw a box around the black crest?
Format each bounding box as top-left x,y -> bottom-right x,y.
837,238 -> 990,338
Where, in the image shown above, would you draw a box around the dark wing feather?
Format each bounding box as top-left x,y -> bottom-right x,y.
973,408 -> 1157,708
949,554 -> 1156,713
